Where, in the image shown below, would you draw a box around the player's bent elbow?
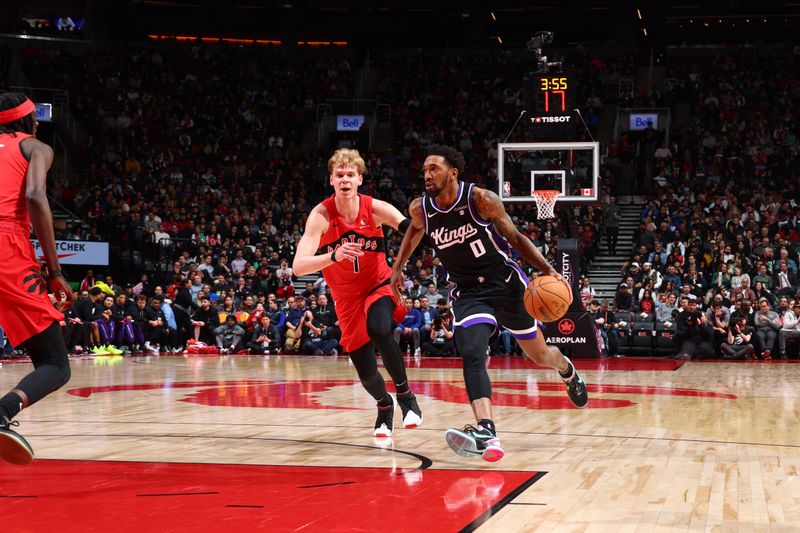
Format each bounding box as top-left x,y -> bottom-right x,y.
292,260 -> 311,277
25,192 -> 48,207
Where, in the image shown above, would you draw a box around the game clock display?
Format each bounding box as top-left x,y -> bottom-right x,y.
533,74 -> 574,114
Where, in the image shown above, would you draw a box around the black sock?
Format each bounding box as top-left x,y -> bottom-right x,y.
559,360 -> 574,380
394,380 -> 410,395
0,392 -> 24,421
477,419 -> 496,435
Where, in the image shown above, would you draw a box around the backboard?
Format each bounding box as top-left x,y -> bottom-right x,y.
497,142 -> 599,204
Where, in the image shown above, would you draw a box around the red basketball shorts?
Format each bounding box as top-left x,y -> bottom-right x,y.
334,284 -> 406,352
0,230 -> 63,347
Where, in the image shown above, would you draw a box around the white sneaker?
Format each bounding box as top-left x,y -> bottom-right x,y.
144,342 -> 158,353
414,347 -> 421,356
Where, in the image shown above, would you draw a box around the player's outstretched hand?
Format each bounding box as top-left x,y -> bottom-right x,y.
336,241 -> 364,263
48,273 -> 75,309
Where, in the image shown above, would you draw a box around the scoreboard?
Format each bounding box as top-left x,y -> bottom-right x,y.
524,72 -> 577,141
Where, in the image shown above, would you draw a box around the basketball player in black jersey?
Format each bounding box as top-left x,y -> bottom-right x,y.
390,145 -> 588,462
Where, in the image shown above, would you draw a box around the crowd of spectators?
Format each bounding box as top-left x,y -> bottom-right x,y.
2,39 -> 798,359
586,43 -> 800,360
0,40 -> 615,356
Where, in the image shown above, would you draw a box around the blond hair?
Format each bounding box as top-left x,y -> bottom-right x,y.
327,148 -> 366,175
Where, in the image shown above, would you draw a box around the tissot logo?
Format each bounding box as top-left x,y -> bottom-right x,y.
532,115 -> 572,123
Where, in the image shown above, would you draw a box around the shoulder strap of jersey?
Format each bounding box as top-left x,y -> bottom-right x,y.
466,183 -> 491,227
321,194 -> 338,222
358,194 -> 375,226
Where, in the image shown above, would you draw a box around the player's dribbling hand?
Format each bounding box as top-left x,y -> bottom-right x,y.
336,242 -> 364,262
547,269 -> 564,282
48,273 -> 75,309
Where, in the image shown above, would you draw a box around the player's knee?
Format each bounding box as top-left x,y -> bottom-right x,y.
460,342 -> 486,372
56,358 -> 71,388
366,318 -> 391,343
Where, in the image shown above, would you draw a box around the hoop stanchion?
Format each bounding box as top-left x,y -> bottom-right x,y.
532,190 -> 561,219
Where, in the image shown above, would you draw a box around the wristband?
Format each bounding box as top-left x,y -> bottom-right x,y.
330,250 -> 338,263
398,217 -> 412,233
50,270 -> 63,277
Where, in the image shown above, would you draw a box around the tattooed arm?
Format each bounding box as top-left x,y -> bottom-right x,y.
472,186 -> 560,278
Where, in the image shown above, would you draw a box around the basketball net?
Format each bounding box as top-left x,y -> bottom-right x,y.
532,190 -> 560,219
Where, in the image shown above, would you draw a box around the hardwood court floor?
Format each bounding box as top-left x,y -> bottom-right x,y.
1,354 -> 799,532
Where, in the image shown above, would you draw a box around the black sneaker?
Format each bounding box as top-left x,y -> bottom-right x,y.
0,416 -> 34,465
373,396 -> 395,438
444,425 -> 504,462
561,356 -> 588,408
396,391 -> 423,428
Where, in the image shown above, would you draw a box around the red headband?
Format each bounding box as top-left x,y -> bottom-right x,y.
0,99 -> 35,125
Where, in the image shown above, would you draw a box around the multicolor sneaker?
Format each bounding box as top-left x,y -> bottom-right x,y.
373,396 -> 395,438
561,356 -> 588,408
0,416 -> 34,465
444,425 -> 505,462
396,391 -> 423,428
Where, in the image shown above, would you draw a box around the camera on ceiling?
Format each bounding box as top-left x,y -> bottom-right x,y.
528,31 -> 562,73
527,31 -> 554,52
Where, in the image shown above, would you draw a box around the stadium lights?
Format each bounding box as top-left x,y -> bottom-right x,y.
642,27 -> 648,36
497,36 -> 503,44
491,11 -> 496,21
637,8 -> 642,20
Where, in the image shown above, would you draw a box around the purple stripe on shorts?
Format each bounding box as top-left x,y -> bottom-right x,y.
457,316 -> 497,328
511,330 -> 538,341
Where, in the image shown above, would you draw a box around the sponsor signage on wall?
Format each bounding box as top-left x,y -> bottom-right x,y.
31,240 -> 109,266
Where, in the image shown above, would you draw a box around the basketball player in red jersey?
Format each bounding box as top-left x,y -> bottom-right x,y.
0,93 -> 74,464
294,148 -> 422,437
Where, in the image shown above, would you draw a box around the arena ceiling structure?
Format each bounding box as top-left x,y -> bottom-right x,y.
1,1 -> 799,47
116,0 -> 800,45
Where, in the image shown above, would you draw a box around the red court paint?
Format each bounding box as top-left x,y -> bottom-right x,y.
68,379 -> 735,410
0,460 -> 540,532
401,356 -> 688,371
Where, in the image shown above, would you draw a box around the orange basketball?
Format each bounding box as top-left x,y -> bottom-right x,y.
523,275 -> 572,322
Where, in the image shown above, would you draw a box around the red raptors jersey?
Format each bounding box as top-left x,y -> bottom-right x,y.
0,132 -> 32,228
319,194 -> 391,298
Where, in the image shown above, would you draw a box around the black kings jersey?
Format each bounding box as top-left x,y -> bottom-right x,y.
422,182 -> 526,290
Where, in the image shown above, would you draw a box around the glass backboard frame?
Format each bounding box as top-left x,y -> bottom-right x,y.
498,141 -> 600,204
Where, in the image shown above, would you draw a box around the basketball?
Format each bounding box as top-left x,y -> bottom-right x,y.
523,275 -> 572,322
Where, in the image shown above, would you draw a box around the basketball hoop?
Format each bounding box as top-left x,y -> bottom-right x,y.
532,190 -> 560,219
